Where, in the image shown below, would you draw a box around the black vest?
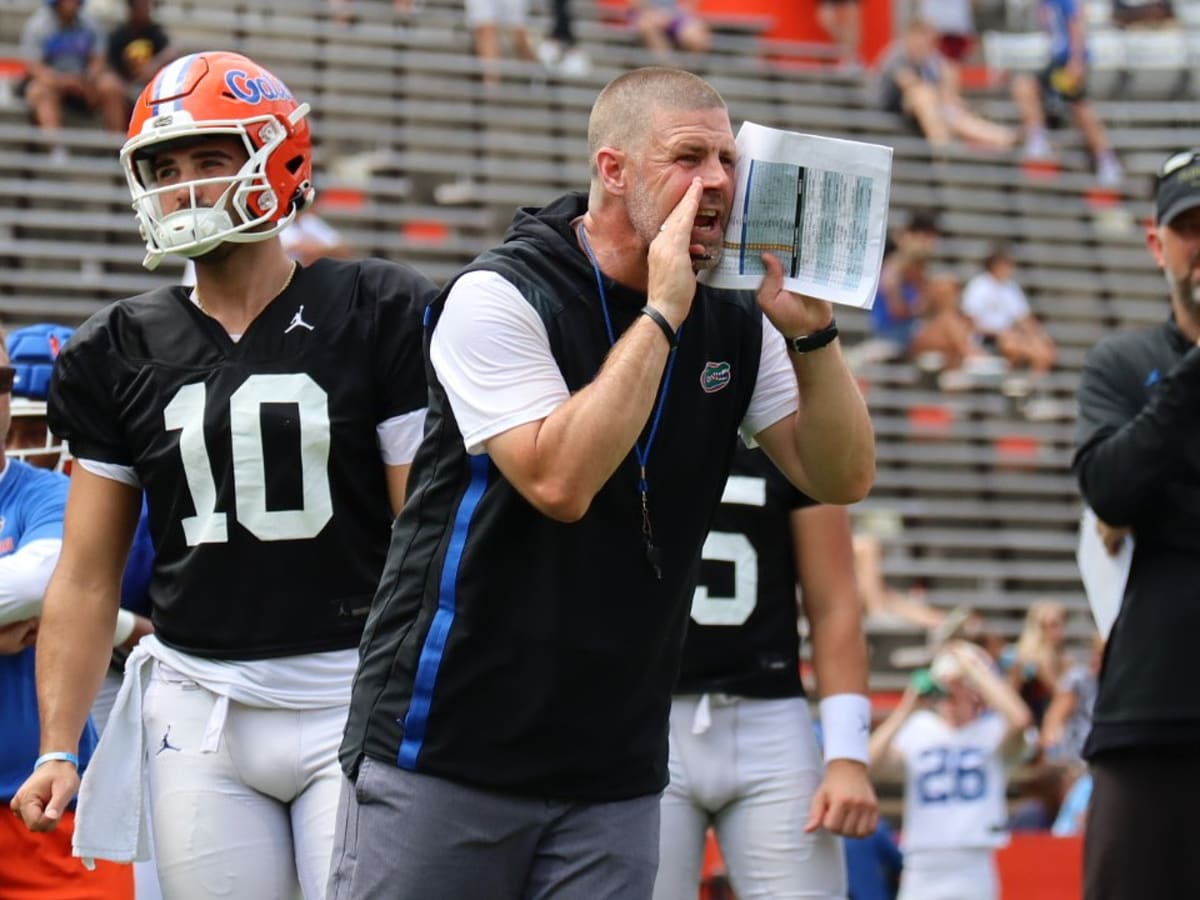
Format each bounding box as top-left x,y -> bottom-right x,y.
343,194 -> 768,800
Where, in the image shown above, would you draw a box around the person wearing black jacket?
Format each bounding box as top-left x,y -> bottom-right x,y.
332,67 -> 875,900
1073,147 -> 1200,900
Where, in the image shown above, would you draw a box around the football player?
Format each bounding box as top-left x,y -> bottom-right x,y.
868,642 -> 1032,900
11,51 -> 436,900
1,328 -> 135,899
654,443 -> 878,900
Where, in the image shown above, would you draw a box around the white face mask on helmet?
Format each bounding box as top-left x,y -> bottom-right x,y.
6,397 -> 70,472
120,52 -> 316,271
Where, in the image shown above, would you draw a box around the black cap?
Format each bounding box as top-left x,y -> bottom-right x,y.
1156,150 -> 1200,227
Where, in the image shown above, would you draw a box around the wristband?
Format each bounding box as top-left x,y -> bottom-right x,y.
640,305 -> 678,350
785,318 -> 838,354
113,609 -> 136,648
819,693 -> 871,765
34,751 -> 79,769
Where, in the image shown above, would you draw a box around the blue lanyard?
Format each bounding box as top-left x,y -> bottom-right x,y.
577,223 -> 680,580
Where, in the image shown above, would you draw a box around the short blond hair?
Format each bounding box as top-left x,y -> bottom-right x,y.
587,67 -> 727,159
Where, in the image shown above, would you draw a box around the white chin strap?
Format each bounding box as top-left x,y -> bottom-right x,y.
143,207 -> 236,270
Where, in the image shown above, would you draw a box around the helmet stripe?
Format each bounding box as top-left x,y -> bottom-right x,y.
151,54 -> 197,114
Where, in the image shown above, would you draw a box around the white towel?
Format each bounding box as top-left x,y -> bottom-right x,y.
72,644 -> 154,866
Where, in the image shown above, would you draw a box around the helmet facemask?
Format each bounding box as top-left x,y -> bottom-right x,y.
5,398 -> 69,472
121,105 -> 312,271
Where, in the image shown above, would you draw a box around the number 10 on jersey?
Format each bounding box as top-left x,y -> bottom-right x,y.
164,375 -> 333,545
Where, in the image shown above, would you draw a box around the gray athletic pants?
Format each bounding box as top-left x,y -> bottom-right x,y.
326,757 -> 661,900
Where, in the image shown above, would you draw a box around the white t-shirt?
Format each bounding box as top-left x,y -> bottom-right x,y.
918,0 -> 975,36
962,272 -> 1031,335
893,709 -> 1011,852
431,270 -> 799,455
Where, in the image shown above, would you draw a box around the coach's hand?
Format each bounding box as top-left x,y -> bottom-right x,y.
10,762 -> 79,832
804,758 -> 879,838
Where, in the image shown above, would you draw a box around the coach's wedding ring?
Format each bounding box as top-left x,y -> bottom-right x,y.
659,223 -> 668,232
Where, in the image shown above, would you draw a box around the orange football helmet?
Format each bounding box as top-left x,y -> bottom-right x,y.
120,51 -> 316,270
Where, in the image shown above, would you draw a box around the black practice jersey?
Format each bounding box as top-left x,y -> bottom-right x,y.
676,443 -> 812,697
48,258 -> 435,659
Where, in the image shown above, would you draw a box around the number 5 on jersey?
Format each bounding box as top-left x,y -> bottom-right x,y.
164,374 -> 333,545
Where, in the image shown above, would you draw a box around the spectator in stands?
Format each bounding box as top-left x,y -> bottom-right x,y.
1073,149 -> 1200,899
467,0 -> 538,86
918,0 -> 977,70
1010,0 -> 1123,186
869,642 -> 1032,900
870,209 -> 936,354
1040,631 -> 1102,764
875,20 -> 1016,152
106,0 -> 177,110
853,531 -> 948,631
537,0 -> 591,77
961,241 -> 1058,406
630,0 -> 712,58
0,327 -> 135,900
816,0 -> 863,69
21,0 -> 127,157
913,273 -> 983,374
1111,0 -> 1176,28
1001,600 -> 1071,727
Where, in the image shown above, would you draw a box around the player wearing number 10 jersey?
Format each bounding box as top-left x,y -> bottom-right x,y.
9,52 -> 436,900
654,444 -> 878,900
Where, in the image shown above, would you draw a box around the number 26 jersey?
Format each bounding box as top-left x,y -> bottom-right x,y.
48,258 -> 435,660
893,709 -> 1010,852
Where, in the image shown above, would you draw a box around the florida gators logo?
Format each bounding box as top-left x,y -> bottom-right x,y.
700,361 -> 731,393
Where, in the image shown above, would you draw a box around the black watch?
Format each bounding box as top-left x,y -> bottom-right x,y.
785,318 -> 838,354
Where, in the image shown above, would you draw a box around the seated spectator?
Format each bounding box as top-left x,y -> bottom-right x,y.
1010,0 -> 1123,185
854,532 -> 948,631
1001,601 -> 1072,727
870,209 -> 939,354
106,0 -> 177,109
911,273 -> 983,374
466,0 -> 538,86
630,0 -> 712,58
962,242 -> 1057,378
918,0 -> 976,68
1112,0 -> 1176,28
816,0 -> 863,69
1040,632 -> 1103,764
21,0 -> 127,155
537,0 -> 591,77
875,20 -> 1016,152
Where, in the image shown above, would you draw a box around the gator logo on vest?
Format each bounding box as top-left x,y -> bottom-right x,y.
700,361 -> 731,393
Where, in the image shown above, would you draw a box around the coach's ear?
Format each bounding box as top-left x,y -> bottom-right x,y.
594,147 -> 629,197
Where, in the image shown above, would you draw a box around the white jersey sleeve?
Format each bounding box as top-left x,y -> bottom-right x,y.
740,316 -> 799,445
897,710 -> 1011,852
430,271 -> 571,455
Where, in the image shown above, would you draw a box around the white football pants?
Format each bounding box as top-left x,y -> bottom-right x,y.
141,667 -> 347,899
654,694 -> 847,900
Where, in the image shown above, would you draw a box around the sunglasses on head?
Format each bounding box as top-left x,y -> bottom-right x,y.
0,366 -> 13,394
1158,149 -> 1200,182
